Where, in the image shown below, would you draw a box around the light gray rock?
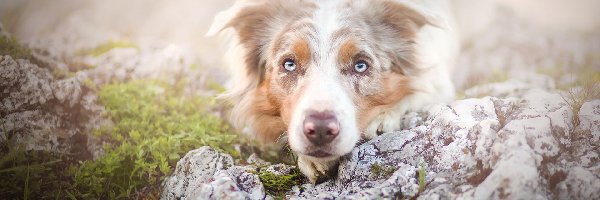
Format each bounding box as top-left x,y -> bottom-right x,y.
557,167 -> 600,200
163,89 -> 600,199
0,55 -> 104,156
1,57 -> 54,111
194,166 -> 267,200
161,147 -> 234,199
161,146 -> 269,200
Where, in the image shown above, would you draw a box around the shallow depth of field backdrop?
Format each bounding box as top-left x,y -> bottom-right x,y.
0,0 -> 599,199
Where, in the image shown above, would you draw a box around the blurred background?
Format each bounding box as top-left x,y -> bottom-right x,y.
1,0 -> 598,90
0,0 -> 598,199
1,0 -> 599,86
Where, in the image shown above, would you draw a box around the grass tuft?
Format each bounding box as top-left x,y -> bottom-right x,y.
418,164 -> 426,193
561,79 -> 600,126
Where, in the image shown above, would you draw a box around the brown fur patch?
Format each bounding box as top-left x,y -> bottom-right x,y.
293,39 -> 311,64
356,73 -> 413,130
249,79 -> 287,142
338,40 -> 359,65
249,83 -> 307,142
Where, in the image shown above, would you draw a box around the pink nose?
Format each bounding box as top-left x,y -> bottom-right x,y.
303,110 -> 339,146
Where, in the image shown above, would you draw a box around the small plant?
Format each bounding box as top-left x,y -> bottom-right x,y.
418,164 -> 426,193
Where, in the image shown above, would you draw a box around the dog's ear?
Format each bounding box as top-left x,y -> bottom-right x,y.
377,0 -> 447,32
207,0 -> 314,83
361,0 -> 447,74
207,0 -> 275,82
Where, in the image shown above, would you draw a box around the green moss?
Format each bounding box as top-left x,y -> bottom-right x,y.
80,40 -> 138,57
72,79 -> 240,199
0,35 -> 32,60
258,167 -> 304,198
370,162 -> 396,178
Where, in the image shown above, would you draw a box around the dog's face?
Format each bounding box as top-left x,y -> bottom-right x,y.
209,0 -> 433,159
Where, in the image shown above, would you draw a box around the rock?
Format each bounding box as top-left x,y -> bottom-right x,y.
0,55 -> 104,157
161,146 -> 268,200
194,166 -> 267,200
163,89 -> 600,199
557,167 -> 600,200
577,100 -> 600,143
1,57 -> 54,111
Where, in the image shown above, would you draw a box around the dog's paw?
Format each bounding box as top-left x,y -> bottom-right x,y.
297,155 -> 340,184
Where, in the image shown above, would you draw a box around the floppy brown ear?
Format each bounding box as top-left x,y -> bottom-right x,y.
207,0 -> 275,82
207,0 -> 315,83
378,0 -> 446,34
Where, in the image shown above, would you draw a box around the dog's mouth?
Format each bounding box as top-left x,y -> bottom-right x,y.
305,150 -> 332,158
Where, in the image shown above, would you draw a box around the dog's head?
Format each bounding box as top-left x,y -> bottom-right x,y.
208,0 -> 439,159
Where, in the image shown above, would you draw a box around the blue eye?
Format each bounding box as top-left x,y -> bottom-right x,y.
354,60 -> 368,73
283,59 -> 296,72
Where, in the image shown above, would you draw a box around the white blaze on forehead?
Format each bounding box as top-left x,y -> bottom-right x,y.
288,0 -> 359,157
314,1 -> 341,37
313,0 -> 342,69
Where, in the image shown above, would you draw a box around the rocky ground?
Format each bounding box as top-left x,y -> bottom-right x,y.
163,89 -> 600,199
1,1 -> 599,199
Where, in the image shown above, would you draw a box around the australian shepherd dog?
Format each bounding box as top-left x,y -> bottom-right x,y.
208,0 -> 463,183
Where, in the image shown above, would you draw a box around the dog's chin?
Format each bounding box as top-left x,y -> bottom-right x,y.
296,144 -> 354,161
305,149 -> 334,158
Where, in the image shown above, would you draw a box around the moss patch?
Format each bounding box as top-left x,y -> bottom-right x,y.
370,162 -> 396,179
0,35 -> 32,60
1,77 -> 241,199
257,166 -> 304,198
71,79 -> 240,199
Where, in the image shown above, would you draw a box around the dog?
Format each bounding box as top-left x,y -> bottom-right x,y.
207,0 -> 461,183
